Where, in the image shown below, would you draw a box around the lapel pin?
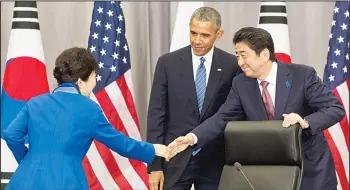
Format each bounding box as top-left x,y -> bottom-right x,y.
217,68 -> 222,71
285,81 -> 290,87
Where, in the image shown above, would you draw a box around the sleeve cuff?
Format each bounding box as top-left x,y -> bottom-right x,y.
188,133 -> 198,145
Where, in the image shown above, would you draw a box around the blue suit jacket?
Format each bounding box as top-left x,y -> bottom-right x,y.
191,62 -> 345,190
3,87 -> 155,190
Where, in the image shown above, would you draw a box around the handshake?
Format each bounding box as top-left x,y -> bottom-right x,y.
152,134 -> 195,161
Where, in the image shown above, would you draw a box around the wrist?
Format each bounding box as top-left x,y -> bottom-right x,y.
150,171 -> 163,173
153,144 -> 160,156
186,134 -> 195,146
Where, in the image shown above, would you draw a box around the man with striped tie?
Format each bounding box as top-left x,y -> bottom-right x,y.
146,7 -> 241,190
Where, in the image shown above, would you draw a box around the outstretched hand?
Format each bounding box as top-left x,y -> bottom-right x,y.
167,134 -> 195,159
153,134 -> 195,161
153,144 -> 170,161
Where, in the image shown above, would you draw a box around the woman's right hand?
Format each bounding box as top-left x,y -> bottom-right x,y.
153,144 -> 170,161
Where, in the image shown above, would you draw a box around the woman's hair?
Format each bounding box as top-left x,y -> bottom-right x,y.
53,47 -> 98,84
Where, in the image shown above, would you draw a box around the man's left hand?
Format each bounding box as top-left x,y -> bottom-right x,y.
282,113 -> 309,129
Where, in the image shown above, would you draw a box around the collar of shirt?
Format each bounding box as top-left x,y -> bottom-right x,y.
191,46 -> 214,83
191,45 -> 214,65
257,61 -> 278,86
52,82 -> 81,94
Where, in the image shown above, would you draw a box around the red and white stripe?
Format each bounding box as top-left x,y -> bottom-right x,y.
324,80 -> 349,190
82,70 -> 149,190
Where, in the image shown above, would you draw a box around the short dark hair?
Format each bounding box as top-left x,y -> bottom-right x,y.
233,27 -> 276,61
53,47 -> 98,84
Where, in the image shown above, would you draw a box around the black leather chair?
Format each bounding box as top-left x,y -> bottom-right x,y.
218,121 -> 303,190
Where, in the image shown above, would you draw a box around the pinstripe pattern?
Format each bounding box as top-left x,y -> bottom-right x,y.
193,57 -> 206,156
195,57 -> 206,113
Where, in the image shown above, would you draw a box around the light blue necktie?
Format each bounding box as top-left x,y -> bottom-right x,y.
193,57 -> 206,156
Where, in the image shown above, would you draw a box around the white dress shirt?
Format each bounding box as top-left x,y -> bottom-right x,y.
188,46 -> 214,145
190,61 -> 278,145
191,46 -> 214,85
257,61 -> 278,107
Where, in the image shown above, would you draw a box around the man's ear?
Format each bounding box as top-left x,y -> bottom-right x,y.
261,48 -> 270,62
215,29 -> 224,40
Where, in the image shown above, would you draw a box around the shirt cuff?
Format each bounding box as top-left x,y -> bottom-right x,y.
188,133 -> 198,145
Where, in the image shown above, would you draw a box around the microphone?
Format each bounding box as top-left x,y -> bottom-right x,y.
234,162 -> 256,190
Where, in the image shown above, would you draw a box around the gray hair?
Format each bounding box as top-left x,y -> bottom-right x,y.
190,7 -> 222,30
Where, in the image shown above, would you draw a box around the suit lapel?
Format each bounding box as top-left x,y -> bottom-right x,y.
200,47 -> 223,120
244,78 -> 268,120
179,46 -> 200,117
274,62 -> 292,119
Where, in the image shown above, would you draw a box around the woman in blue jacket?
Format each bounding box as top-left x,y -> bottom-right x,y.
3,47 -> 169,190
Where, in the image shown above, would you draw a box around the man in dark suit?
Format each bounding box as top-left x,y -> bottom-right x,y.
169,27 -> 345,190
146,7 -> 241,190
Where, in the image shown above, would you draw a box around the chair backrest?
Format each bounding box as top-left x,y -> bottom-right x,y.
218,121 -> 303,190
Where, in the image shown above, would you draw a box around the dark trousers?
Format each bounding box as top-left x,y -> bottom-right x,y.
165,153 -> 221,190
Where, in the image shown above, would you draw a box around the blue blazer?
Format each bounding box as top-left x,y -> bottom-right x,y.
191,62 -> 345,190
3,84 -> 155,190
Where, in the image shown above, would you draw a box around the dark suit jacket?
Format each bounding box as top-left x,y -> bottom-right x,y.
192,61 -> 345,190
146,45 -> 241,188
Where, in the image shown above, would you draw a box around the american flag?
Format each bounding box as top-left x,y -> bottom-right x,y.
323,1 -> 349,190
83,1 -> 149,189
